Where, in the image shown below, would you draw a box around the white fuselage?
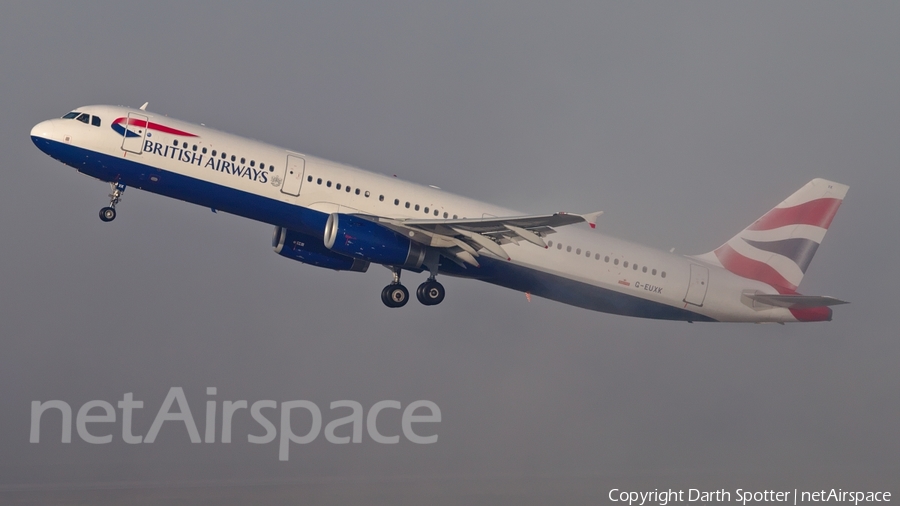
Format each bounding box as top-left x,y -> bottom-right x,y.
30,105 -> 814,322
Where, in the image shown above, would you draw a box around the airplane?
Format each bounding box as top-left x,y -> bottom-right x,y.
30,104 -> 849,322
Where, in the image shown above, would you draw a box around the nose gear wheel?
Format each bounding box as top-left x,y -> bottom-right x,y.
99,207 -> 116,222
99,182 -> 126,222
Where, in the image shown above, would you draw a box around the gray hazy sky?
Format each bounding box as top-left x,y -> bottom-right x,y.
1,2 -> 898,504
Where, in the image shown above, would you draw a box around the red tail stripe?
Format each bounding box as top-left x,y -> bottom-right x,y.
747,198 -> 842,231
714,244 -> 797,293
789,306 -> 832,322
717,245 -> 834,321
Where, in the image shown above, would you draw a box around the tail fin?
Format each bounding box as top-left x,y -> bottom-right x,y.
695,178 -> 848,293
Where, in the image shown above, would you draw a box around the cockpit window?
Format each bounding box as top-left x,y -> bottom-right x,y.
62,111 -> 101,126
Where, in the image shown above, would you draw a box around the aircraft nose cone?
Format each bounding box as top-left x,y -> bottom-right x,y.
31,120 -> 57,154
31,120 -> 51,141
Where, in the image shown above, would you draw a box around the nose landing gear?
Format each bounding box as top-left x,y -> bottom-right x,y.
99,182 -> 126,222
99,206 -> 116,222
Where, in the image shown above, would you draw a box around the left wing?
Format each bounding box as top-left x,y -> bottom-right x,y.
362,211 -> 603,267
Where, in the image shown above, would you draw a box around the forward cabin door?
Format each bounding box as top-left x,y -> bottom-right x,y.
683,264 -> 709,306
121,112 -> 148,154
281,154 -> 306,196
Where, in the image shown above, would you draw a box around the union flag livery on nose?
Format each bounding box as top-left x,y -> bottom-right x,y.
111,117 -> 198,138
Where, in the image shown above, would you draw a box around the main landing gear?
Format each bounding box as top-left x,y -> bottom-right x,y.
381,268 -> 410,308
380,269 -> 446,308
416,277 -> 445,306
99,182 -> 126,222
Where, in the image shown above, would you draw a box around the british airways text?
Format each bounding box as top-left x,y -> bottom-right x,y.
143,140 -> 269,184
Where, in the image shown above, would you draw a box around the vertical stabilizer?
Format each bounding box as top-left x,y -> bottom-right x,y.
695,178 -> 848,293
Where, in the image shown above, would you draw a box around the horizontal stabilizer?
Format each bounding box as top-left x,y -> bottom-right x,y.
745,293 -> 849,309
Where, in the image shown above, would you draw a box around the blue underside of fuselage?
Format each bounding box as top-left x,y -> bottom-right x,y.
33,137 -> 716,322
438,258 -> 715,321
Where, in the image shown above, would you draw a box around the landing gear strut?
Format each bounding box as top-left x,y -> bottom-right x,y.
99,182 -> 126,222
381,268 -> 409,308
414,250 -> 446,306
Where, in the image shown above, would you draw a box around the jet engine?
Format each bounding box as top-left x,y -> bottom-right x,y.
323,213 -> 425,269
273,226 -> 369,272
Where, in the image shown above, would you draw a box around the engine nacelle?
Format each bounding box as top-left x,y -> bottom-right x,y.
323,213 -> 425,269
274,226 -> 369,272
